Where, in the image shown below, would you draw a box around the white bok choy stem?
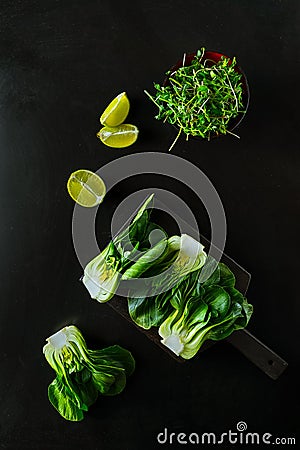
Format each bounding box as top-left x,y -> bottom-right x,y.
174,234 -> 207,275
82,245 -> 121,303
43,325 -> 89,374
162,234 -> 207,290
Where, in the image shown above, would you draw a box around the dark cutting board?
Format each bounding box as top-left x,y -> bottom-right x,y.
102,197 -> 287,379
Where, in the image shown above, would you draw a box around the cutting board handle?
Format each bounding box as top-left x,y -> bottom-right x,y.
226,329 -> 288,380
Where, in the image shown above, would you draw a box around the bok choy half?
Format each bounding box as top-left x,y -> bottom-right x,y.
82,194 -> 167,302
127,234 -> 207,329
43,325 -> 135,421
158,260 -> 253,359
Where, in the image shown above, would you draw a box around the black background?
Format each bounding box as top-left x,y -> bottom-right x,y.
0,1 -> 299,449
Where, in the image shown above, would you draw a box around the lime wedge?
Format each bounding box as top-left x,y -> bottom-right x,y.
97,124 -> 139,148
100,92 -> 130,127
67,169 -> 106,207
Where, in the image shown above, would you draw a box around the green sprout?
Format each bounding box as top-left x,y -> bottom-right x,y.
145,48 -> 246,150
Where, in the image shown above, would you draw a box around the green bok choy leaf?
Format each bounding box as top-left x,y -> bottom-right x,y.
43,325 -> 135,421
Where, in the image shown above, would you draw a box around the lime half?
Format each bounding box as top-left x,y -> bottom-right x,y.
67,169 -> 106,207
97,124 -> 139,148
100,92 -> 130,127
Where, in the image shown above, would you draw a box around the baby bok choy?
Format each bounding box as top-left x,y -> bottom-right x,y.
82,193 -> 166,302
43,325 -> 135,421
158,262 -> 253,359
127,234 -> 207,329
